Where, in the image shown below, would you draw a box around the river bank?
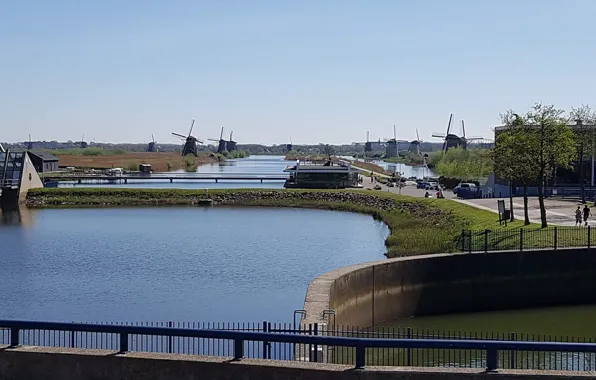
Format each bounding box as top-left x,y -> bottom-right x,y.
26,188 -> 529,257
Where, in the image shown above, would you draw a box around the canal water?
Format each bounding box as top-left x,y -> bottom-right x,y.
380,305 -> 596,338
0,206 -> 389,323
58,155 -> 289,189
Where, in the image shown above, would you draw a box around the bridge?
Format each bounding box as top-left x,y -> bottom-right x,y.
1,319 -> 596,380
42,173 -> 289,184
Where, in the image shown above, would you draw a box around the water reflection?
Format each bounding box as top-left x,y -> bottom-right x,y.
0,206 -> 34,226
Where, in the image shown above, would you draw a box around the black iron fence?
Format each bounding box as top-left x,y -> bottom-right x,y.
2,321 -> 596,371
459,226 -> 596,252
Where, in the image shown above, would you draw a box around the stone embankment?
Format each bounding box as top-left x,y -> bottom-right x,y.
26,189 -> 439,217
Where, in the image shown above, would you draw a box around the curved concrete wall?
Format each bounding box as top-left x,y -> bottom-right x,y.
303,248 -> 596,327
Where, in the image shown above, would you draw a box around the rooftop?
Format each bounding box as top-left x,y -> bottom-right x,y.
27,150 -> 59,161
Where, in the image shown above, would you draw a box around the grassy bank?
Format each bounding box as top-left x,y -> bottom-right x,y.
27,188 -> 533,257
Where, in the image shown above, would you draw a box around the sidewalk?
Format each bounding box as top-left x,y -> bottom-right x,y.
454,197 -> 591,227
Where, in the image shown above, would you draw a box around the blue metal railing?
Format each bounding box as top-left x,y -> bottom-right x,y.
3,320 -> 596,371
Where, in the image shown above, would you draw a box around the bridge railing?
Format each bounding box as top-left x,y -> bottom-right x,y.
2,320 -> 596,372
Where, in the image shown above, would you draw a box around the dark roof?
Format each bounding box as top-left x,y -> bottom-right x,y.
27,150 -> 59,162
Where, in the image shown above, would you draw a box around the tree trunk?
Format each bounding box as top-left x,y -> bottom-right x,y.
523,185 -> 530,225
538,179 -> 548,228
509,181 -> 514,221
580,148 -> 586,203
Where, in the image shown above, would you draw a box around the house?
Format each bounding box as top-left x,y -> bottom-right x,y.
27,151 -> 59,173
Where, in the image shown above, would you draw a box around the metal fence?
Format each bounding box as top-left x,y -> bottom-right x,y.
2,320 -> 596,371
459,226 -> 596,252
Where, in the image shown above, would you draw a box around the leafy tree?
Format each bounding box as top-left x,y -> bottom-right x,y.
569,105 -> 596,203
493,111 -> 534,224
526,103 -> 577,227
323,144 -> 335,161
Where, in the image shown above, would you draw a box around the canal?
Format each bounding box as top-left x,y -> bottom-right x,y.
58,155 -> 290,189
380,305 -> 596,338
0,206 -> 389,323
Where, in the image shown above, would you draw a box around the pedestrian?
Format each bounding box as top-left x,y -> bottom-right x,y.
583,205 -> 592,226
575,206 -> 582,226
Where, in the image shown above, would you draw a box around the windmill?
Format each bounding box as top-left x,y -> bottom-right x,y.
80,134 -> 88,149
432,114 -> 461,152
459,120 -> 484,149
402,129 -> 423,155
208,127 -> 227,153
286,137 -> 293,152
432,114 -> 483,152
383,125 -> 399,158
364,131 -> 372,154
226,130 -> 237,152
172,119 -> 202,156
146,134 -> 157,152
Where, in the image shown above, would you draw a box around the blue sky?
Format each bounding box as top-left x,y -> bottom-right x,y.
1,0 -> 595,145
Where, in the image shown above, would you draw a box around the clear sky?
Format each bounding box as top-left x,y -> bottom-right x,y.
1,0 -> 595,145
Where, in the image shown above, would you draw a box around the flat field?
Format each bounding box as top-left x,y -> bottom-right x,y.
56,152 -> 216,172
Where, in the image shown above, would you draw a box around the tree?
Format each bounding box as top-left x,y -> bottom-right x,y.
569,105 -> 596,203
323,144 -> 335,161
526,103 -> 577,227
493,111 -> 534,224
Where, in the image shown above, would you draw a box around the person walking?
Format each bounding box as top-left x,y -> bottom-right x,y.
575,206 -> 583,226
583,205 -> 592,226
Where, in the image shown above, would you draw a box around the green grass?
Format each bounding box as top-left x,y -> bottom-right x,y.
25,188 -> 586,256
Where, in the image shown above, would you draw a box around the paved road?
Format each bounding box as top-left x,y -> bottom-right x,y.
456,197 -> 594,226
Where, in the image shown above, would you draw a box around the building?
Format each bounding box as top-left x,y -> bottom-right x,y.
27,151 -> 59,173
283,160 -> 360,189
0,150 -> 44,207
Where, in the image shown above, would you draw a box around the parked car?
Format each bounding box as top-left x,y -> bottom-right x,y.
453,182 -> 476,195
426,182 -> 439,190
417,181 -> 428,189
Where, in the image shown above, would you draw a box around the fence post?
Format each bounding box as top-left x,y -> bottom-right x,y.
484,229 -> 489,253
262,321 -> 269,360
460,229 -> 465,251
355,345 -> 366,369
119,333 -> 128,354
468,230 -> 473,253
233,339 -> 244,361
486,348 -> 498,372
9,327 -> 19,347
168,321 -> 173,354
589,225 -> 591,249
407,327 -> 412,366
70,331 -> 75,348
508,332 -> 517,369
519,229 -> 524,251
312,323 -> 319,362
553,227 -> 558,250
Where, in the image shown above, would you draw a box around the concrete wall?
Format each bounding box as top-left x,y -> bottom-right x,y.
303,248 -> 596,327
18,154 -> 43,201
0,346 -> 587,380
